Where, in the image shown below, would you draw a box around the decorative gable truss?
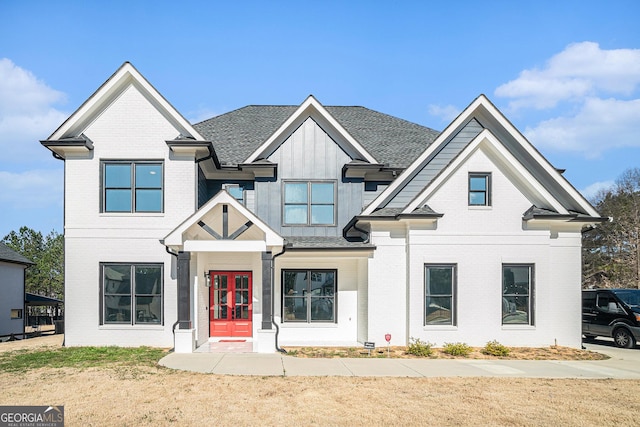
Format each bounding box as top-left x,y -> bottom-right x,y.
359,94 -> 607,228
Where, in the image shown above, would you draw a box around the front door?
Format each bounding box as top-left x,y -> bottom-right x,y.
209,271 -> 252,337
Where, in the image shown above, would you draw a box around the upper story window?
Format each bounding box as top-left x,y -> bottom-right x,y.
469,172 -> 491,206
223,184 -> 244,205
103,161 -> 163,213
283,181 -> 335,225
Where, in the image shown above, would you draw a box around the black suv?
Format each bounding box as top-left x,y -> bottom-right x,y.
582,289 -> 640,348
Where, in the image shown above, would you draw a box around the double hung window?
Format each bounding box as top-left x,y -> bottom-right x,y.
103,161 -> 163,212
425,264 -> 456,325
101,263 -> 163,325
502,264 -> 534,325
282,269 -> 336,322
283,181 -> 335,225
469,172 -> 491,206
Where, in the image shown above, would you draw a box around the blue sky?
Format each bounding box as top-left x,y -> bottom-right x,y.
1,0 -> 639,237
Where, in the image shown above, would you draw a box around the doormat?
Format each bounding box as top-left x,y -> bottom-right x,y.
218,340 -> 246,342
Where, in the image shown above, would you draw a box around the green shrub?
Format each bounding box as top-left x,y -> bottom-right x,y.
406,337 -> 433,357
482,340 -> 510,357
442,342 -> 472,357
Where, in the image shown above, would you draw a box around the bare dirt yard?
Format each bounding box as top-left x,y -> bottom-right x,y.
1,335 -> 638,426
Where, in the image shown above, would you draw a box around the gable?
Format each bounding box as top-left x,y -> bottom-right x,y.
363,95 -> 602,220
43,63 -> 206,159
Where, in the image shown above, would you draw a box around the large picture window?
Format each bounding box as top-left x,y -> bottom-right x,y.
101,263 -> 163,325
282,269 -> 336,322
425,264 -> 456,325
502,264 -> 534,325
283,181 -> 335,225
469,172 -> 491,206
103,161 -> 163,212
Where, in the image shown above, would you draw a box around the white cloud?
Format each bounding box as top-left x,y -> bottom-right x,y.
524,97 -> 640,157
0,58 -> 69,161
0,169 -> 63,209
495,42 -> 640,110
580,180 -> 615,201
427,104 -> 460,123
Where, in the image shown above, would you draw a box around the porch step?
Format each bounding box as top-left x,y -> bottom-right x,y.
195,339 -> 253,353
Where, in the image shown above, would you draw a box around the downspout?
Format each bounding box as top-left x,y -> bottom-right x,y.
271,243 -> 287,353
164,245 -> 181,337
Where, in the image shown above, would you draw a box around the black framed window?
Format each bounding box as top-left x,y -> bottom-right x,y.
283,181 -> 335,225
101,263 -> 163,325
103,161 -> 163,212
469,172 -> 491,206
425,264 -> 456,325
282,269 -> 336,322
502,264 -> 534,325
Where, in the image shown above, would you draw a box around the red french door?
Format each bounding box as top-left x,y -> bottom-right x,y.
209,271 -> 252,337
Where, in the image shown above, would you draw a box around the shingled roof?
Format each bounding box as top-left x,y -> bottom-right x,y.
0,242 -> 33,265
193,105 -> 440,169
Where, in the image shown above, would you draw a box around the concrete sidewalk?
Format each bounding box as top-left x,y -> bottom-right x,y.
159,341 -> 640,379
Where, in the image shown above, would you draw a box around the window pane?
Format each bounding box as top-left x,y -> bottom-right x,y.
283,271 -> 307,296
502,265 -> 531,325
104,295 -> 131,322
311,205 -> 334,224
284,205 -> 307,224
469,176 -> 487,191
311,297 -> 334,321
427,267 -> 452,295
104,265 -> 131,294
426,296 -> 452,324
106,189 -> 132,212
285,183 -> 308,203
284,296 -> 307,321
135,296 -> 161,323
135,266 -> 162,294
136,189 -> 162,212
311,183 -> 334,203
469,192 -> 486,205
503,266 -> 530,294
105,164 -> 131,187
135,164 -> 162,188
502,296 -> 529,324
227,186 -> 243,201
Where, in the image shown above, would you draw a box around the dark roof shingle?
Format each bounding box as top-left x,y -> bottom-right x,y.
193,105 -> 440,169
0,242 -> 33,265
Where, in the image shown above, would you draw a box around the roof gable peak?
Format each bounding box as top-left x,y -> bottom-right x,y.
47,62 -> 204,142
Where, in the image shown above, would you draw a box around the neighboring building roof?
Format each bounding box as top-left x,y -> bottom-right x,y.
0,242 -> 33,265
194,105 -> 440,169
25,292 -> 63,306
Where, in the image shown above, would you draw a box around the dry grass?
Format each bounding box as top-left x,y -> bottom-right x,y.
0,336 -> 634,426
283,345 -> 609,360
1,366 -> 639,426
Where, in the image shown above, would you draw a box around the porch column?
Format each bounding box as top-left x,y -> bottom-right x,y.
177,251 -> 191,329
261,251 -> 272,329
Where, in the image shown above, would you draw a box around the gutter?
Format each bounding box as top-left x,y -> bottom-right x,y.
271,244 -> 287,353
163,243 -> 182,339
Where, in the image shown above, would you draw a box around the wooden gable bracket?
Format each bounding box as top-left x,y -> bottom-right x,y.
198,205 -> 254,240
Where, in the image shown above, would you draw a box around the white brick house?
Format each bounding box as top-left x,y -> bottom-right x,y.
42,63 -> 605,353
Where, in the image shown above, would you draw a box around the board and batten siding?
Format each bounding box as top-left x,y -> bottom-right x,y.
383,118 -> 484,209
254,117 -> 364,237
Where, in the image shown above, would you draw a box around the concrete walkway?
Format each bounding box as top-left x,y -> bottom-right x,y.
159,341 -> 640,379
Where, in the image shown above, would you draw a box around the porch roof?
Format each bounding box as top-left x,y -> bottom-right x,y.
285,236 -> 375,251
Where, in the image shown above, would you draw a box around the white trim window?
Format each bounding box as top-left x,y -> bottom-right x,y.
425,264 -> 456,325
101,263 -> 163,325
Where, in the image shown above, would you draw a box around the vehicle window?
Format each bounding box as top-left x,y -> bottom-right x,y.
597,294 -> 622,313
613,290 -> 640,307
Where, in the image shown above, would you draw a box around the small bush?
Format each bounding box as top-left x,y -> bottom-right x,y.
406,337 -> 433,357
442,342 -> 472,357
482,340 -> 510,357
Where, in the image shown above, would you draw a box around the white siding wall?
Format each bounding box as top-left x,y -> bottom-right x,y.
63,84 -> 197,347
0,262 -> 25,336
